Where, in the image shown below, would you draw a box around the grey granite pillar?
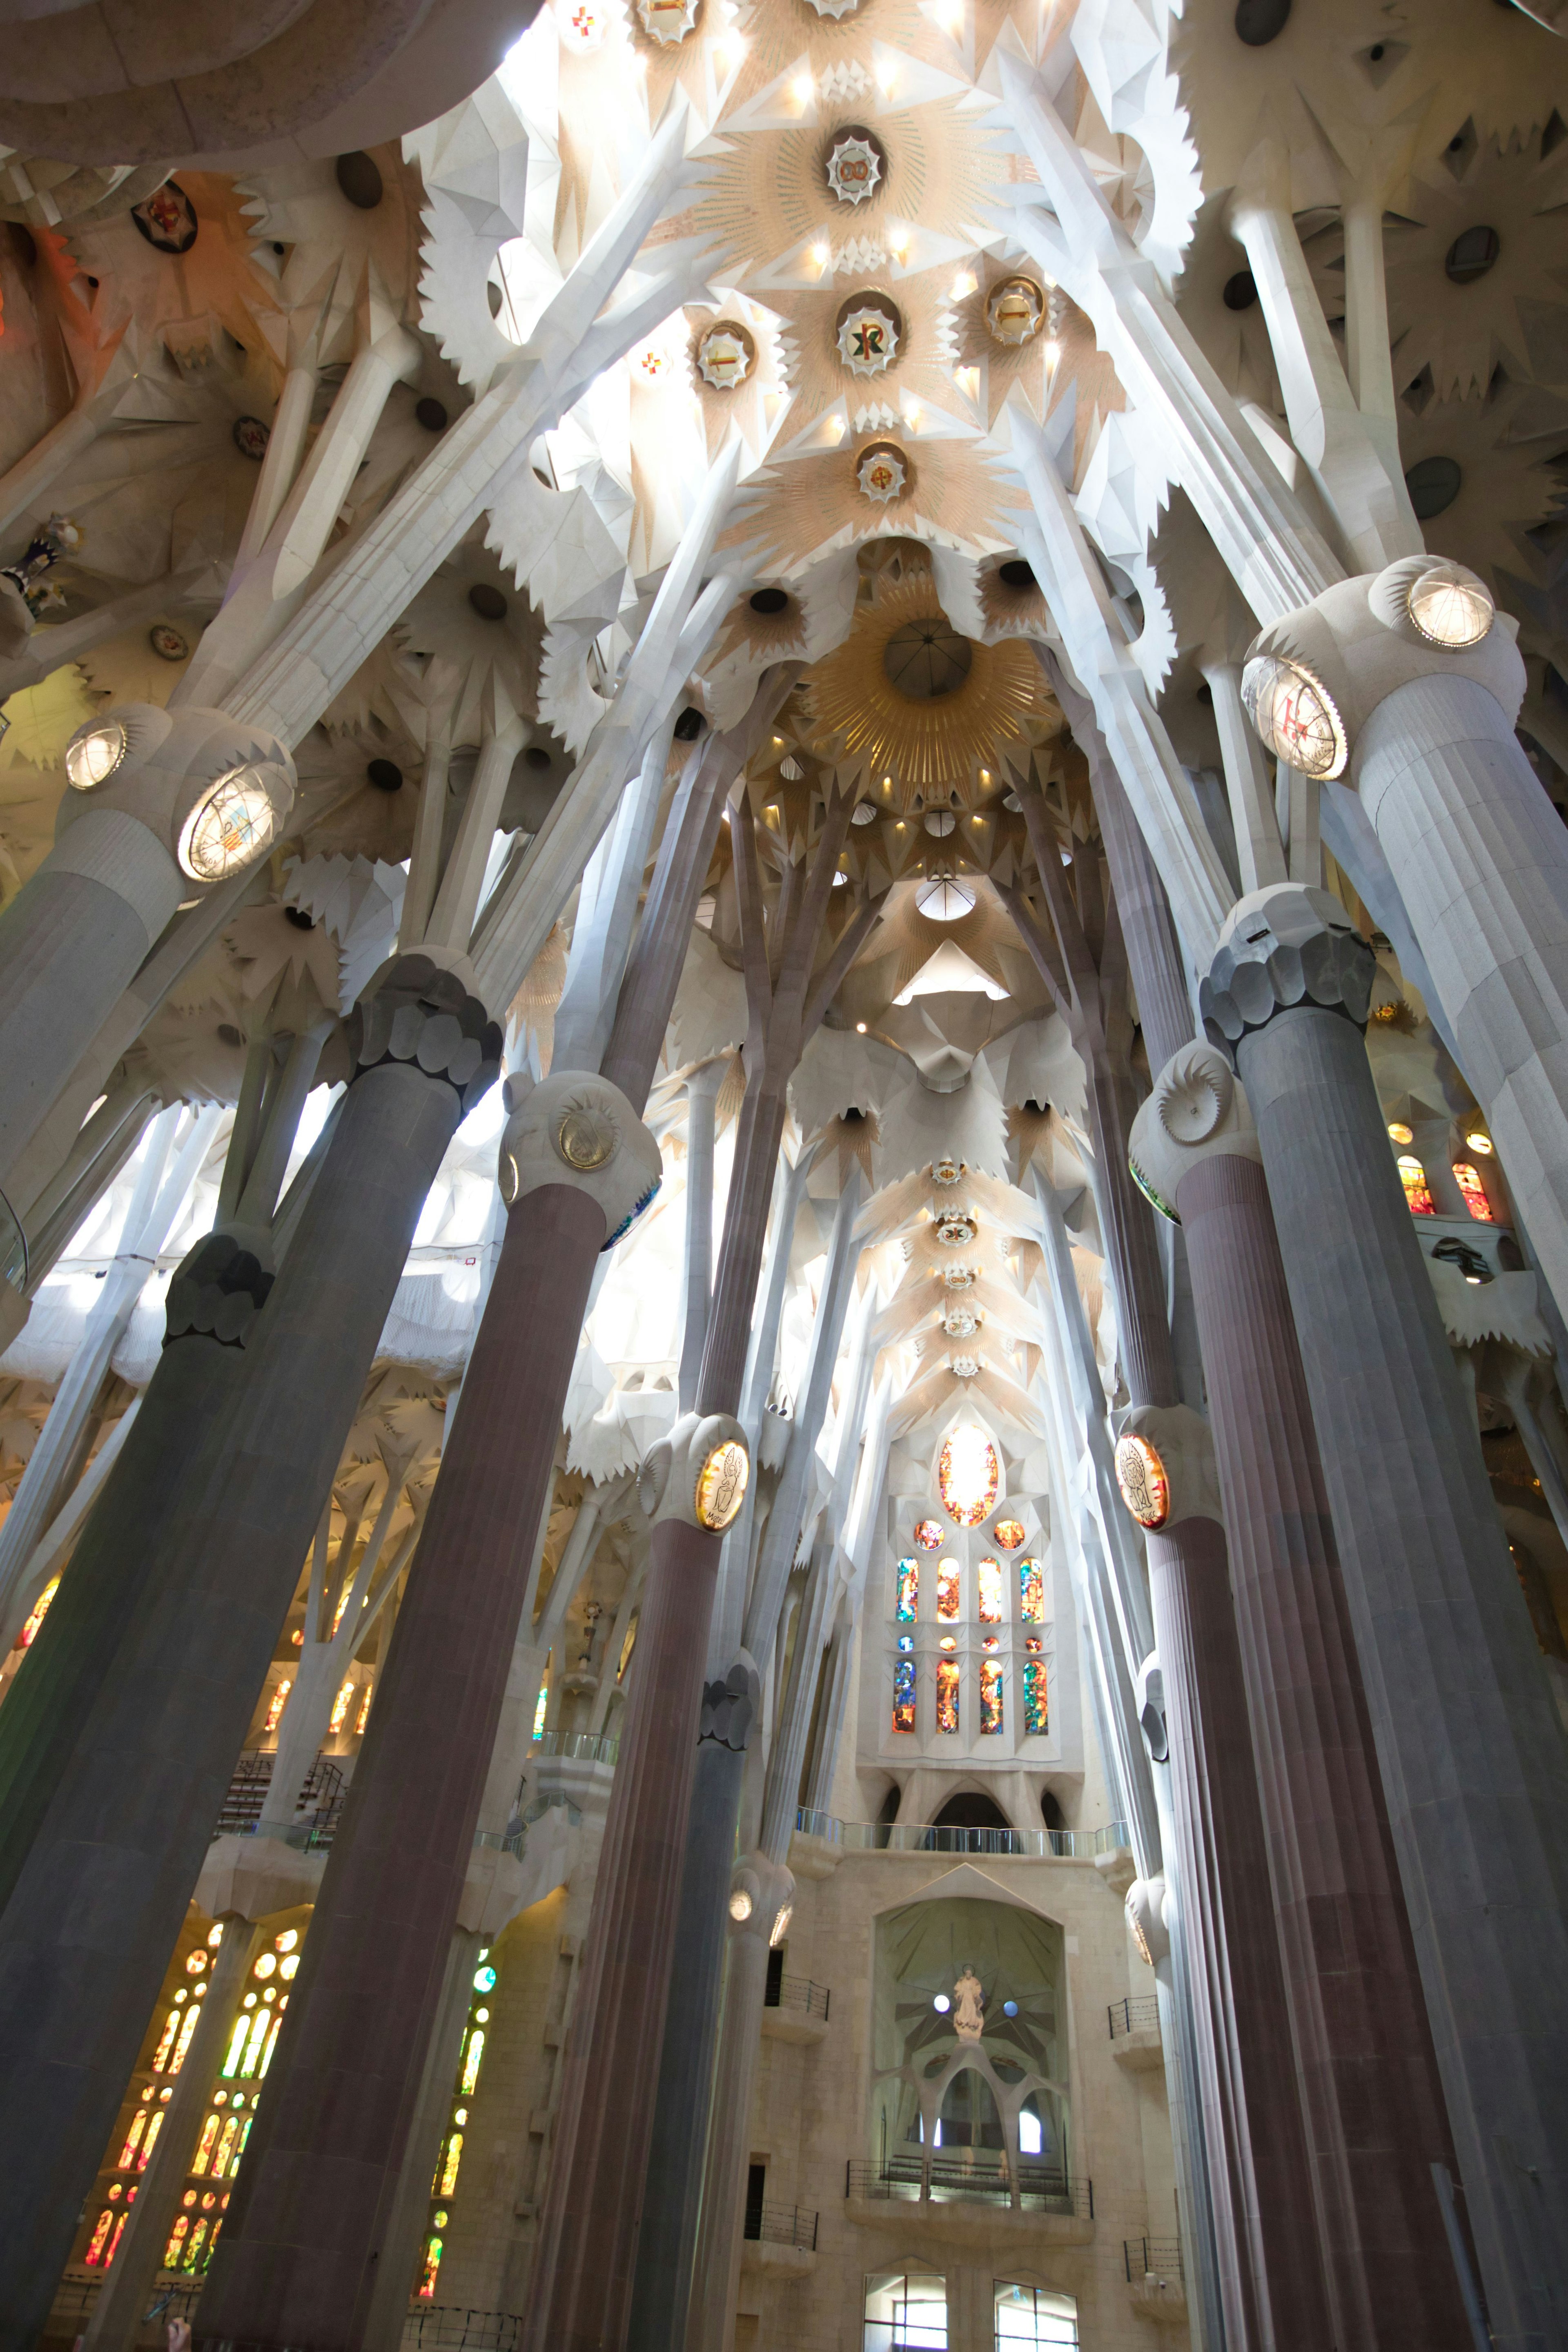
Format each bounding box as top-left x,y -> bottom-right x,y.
1203,882 -> 1568,2352
0,958 -> 497,2351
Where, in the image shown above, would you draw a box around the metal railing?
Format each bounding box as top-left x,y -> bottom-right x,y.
49,2277 -> 204,2328
401,2309 -> 523,2351
530,1728 -> 620,1765
214,1752 -> 343,1845
796,1808 -> 1129,1861
1108,1996 -> 1160,2039
765,1971 -> 830,2021
743,2200 -> 819,2251
1124,2239 -> 1183,2287
846,2158 -> 1093,2218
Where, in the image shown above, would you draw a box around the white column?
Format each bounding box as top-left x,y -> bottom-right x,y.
1200,660 -> 1287,895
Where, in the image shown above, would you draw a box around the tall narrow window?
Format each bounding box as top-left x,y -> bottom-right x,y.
355,1683 -> 374,1735
892,1657 -> 916,1734
212,2115 -> 241,2176
84,2211 -> 117,2266
896,1558 -> 919,1621
1024,1659 -> 1048,1736
171,1999 -> 203,2072
1019,1561 -> 1044,1624
419,2230 -> 444,2298
151,2007 -> 182,2072
329,1679 -> 355,1734
938,1427 -> 999,1525
1452,1161 -> 1494,1222
977,1559 -> 1002,1624
461,2025 -> 485,2096
263,1678 -> 291,1733
163,2216 -> 190,2270
437,2132 -> 463,2198
192,2112 -> 222,2175
936,1659 -> 959,1734
980,1660 -> 1003,1734
936,1562 -> 960,1621
1396,1155 -> 1434,1216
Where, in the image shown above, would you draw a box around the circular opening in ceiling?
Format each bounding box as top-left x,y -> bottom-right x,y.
883,618 -> 974,700
673,707 -> 706,741
468,584 -> 508,621
415,397 -> 448,433
1234,0 -> 1290,43
284,906 -> 314,930
335,152 -> 384,210
916,875 -> 977,922
366,759 -> 403,793
1445,225 -> 1501,283
750,587 -> 790,615
525,746 -> 552,771
1404,456 -> 1462,519
1223,270 -> 1258,311
924,810 -> 956,836
998,558 -> 1036,590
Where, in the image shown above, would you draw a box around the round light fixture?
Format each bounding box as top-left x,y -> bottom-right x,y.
1114,1432 -> 1170,1530
1387,1121 -> 1414,1145
176,768 -> 281,882
66,720 -> 127,791
1466,1130 -> 1494,1155
695,1438 -> 749,1531
933,1993 -> 951,2013
728,1887 -> 753,1922
1240,653 -> 1348,780
1406,562 -> 1494,648
769,1902 -> 793,1948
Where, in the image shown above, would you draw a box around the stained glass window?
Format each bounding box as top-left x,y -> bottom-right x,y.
15,1575 -> 58,1650
183,2217 -> 209,2272
936,1659 -> 959,1733
355,1684 -> 373,1735
913,1519 -> 944,1550
938,1425 -> 1000,1526
1025,1659 -> 1048,1736
977,1560 -> 1002,1624
532,1684 -> 548,1740
163,2216 -> 189,2269
1452,1161 -> 1494,1222
260,2011 -> 285,2076
1019,1561 -> 1044,1624
461,2026 -> 486,2096
213,2115 -> 242,2177
1397,1155 -> 1434,1216
193,2112 -> 221,2174
263,1678 -> 291,1733
85,2210 -> 117,2265
437,2132 -> 463,2198
237,2010 -> 271,2079
980,1660 -> 1003,1734
991,1519 -> 1025,1551
222,2014 -> 249,2078
893,1658 -> 916,1733
171,1999 -> 202,2073
936,1562 -> 960,1621
419,2234 -> 443,2299
897,1633 -> 913,1652
118,2107 -> 150,2169
896,1559 -> 919,1621
329,1679 -> 355,1734
151,2007 -> 182,2072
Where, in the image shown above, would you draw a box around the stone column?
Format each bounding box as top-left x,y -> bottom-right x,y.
677,1061 -> 725,1412
1132,1049 -> 1472,2352
80,1921 -> 263,2352
194,1078 -> 658,2350
1202,882 -> 1568,2349
0,704 -> 294,1192
0,957 -> 497,2346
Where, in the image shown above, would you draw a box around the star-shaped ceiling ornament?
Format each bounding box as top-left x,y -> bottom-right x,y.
636,0 -> 698,41
858,441 -> 910,503
837,294 -> 902,377
826,130 -> 886,207
985,276 -> 1046,347
696,320 -> 755,390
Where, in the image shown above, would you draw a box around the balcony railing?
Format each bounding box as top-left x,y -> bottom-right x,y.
797,1808 -> 1129,1862
846,2158 -> 1093,2219
1108,1996 -> 1160,2040
1125,2239 -> 1183,2286
765,1971 -> 830,2021
214,1752 -> 343,1845
49,2278 -> 203,2330
530,1728 -> 619,1765
743,2200 -> 819,2251
401,2309 -> 523,2351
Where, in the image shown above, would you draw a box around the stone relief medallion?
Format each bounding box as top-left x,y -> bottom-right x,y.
942,1305 -> 978,1338
856,441 -> 909,505
232,416 -> 271,461
131,181 -> 198,254
985,275 -> 1046,346
942,1263 -> 975,1290
149,623 -> 189,662
1114,1432 -> 1171,1530
934,1209 -> 978,1247
950,1354 -> 980,1379
637,0 -> 698,39
824,127 -> 886,207
836,293 -> 901,376
556,1106 -> 618,1170
931,1156 -> 965,1185
696,321 -> 755,390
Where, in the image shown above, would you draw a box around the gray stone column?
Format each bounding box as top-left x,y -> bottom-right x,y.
0,956 -> 497,2349
1203,882 -> 1568,2350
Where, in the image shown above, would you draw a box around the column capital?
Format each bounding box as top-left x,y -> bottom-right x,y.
163,1226 -> 276,1350
1236,556 -> 1523,788
727,1850 -> 795,1948
638,1410 -> 751,1533
58,702 -> 295,891
1114,1403 -> 1224,1532
1200,882 -> 1375,1054
499,1068 -> 662,1246
699,1655 -> 760,1752
1128,1042 -> 1261,1223
349,951 -> 502,1115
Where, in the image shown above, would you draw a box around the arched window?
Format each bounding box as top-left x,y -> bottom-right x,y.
1452,1161 -> 1494,1222
1397,1155 -> 1434,1216
994,2283 -> 1078,2347
937,2067 -> 1004,2150
864,2270 -> 948,2351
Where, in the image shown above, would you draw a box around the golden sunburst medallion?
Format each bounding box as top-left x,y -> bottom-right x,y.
836,293 -> 902,377
825,129 -> 885,207
637,0 -> 698,38
857,442 -> 909,504
986,276 -> 1046,346
696,321 -> 755,390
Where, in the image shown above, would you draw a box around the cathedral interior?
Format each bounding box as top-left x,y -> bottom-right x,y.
0,1 -> 1566,2349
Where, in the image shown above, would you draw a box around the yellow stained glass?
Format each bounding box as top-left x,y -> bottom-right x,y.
263,1678 -> 291,1733
15,1575 -> 58,1650
138,2111 -> 163,2169
936,1658 -> 959,1733
117,2108 -> 149,2169
936,1561 -> 960,1621
461,2027 -> 485,2095
163,2216 -> 189,2269
978,1559 -> 1002,1624
355,1684 -> 373,1735
238,2010 -> 270,2078
912,1519 -> 944,1550
1452,1162 -> 1494,1223
980,1659 -> 1003,1733
222,2015 -> 249,2078
182,2218 -> 209,2272
212,2115 -> 241,2177
437,2131 -> 463,2197
1397,1155 -> 1434,1217
171,2000 -> 202,2073
260,2012 -> 285,2076
329,1679 -> 355,1734
151,2007 -> 181,2072
85,2211 -> 116,2265
419,2236 -> 443,2299
938,1425 -> 999,1526
991,1519 -> 1025,1550
192,2113 -> 221,2175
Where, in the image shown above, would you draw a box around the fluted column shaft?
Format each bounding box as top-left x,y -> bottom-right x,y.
1179,1152 -> 1469,2352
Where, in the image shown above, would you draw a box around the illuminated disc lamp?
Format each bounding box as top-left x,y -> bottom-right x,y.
695,1438 -> 749,1531
1240,651 -> 1348,780
1114,1432 -> 1170,1530
1406,561 -> 1494,649
66,720 -> 127,792
176,767 -> 282,882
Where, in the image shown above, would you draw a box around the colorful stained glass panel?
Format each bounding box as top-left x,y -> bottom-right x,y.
980,1660 -> 1003,1733
1452,1161 -> 1494,1222
938,1425 -> 1000,1525
913,1518 -> 944,1550
1397,1155 -> 1434,1216
936,1561 -> 960,1621
991,1519 -> 1025,1550
1025,1659 -> 1048,1736
978,1559 -> 1002,1623
892,1657 -> 916,1733
936,1658 -> 959,1733
1019,1560 -> 1044,1624
896,1558 -> 919,1620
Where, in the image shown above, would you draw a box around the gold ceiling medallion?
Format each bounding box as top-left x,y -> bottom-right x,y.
985,276 -> 1046,347
696,321 -> 755,390
695,1439 -> 749,1530
805,0 -> 860,16
942,1264 -> 976,1290
857,441 -> 909,504
932,1157 -> 965,1185
934,1209 -> 978,1247
1114,1432 -> 1171,1530
824,127 -> 886,207
636,0 -> 698,40
836,293 -> 902,377
556,1107 -> 617,1170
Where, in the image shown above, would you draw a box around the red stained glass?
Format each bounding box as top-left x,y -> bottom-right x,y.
1452,1162 -> 1494,1223
936,1658 -> 959,1733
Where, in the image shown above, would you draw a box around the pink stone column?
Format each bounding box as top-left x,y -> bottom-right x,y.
1178,1150 -> 1470,2352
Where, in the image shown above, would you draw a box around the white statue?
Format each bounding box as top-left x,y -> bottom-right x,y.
952,1969 -> 984,2040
